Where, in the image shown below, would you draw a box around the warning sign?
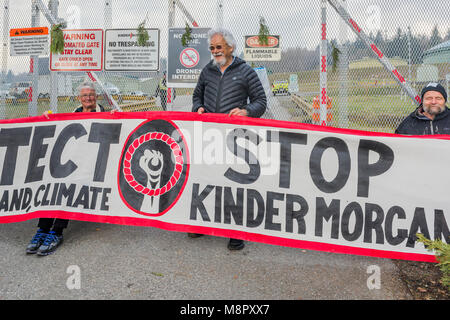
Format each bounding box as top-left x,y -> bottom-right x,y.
50,29 -> 104,72
244,35 -> 281,62
104,29 -> 160,71
167,28 -> 211,88
9,27 -> 49,56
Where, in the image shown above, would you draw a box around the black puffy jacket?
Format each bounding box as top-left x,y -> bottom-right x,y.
192,57 -> 266,118
395,106 -> 450,135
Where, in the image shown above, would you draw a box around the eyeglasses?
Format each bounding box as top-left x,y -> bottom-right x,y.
80,94 -> 96,98
209,45 -> 224,51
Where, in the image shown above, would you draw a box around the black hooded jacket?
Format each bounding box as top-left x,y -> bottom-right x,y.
395,105 -> 450,135
192,57 -> 266,118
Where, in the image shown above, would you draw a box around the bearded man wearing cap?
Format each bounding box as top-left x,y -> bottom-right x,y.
396,82 -> 449,135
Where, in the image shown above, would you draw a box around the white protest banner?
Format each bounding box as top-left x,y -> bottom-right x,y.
9,27 -> 49,56
0,112 -> 448,263
50,29 -> 103,71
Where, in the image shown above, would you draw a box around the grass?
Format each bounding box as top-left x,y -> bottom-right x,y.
1,97 -> 163,119
288,93 -> 417,133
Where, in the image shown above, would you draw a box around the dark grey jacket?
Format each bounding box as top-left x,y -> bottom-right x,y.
395,106 -> 450,135
192,57 -> 266,118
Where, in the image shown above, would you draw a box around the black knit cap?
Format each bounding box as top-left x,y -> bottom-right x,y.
421,82 -> 447,102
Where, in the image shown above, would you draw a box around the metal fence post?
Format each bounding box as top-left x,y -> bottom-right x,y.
104,0 -> 112,30
29,0 -> 39,117
319,0 -> 328,126
49,0 -> 58,113
216,0 -> 224,28
0,0 -> 9,119
338,0 -> 348,128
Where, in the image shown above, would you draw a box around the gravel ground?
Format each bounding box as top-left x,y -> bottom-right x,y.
393,260 -> 449,300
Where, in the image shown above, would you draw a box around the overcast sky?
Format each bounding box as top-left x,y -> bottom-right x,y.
2,0 -> 449,73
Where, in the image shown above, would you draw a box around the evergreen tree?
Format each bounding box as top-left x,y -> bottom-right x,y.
6,70 -> 14,83
374,30 -> 386,52
389,27 -> 408,58
428,25 -> 442,48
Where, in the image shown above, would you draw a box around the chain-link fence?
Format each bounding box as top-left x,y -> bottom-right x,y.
1,0 -> 449,133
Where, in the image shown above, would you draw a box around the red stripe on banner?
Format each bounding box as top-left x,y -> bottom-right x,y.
0,210 -> 436,263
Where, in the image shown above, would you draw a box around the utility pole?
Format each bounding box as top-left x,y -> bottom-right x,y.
216,0 -> 224,28
29,0 -> 40,117
407,26 -> 414,105
319,0 -> 328,126
49,0 -> 58,112
0,0 -> 9,119
338,0 -> 348,127
167,0 -> 175,111
166,0 -> 199,111
168,0 -> 175,29
104,0 -> 112,30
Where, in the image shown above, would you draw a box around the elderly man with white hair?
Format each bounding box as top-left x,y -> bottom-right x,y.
193,28 -> 266,118
26,81 -> 105,256
191,28 -> 267,250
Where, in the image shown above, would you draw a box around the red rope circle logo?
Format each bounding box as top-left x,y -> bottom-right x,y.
122,131 -> 184,197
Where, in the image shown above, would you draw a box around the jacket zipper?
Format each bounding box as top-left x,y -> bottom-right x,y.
430,120 -> 434,134
215,72 -> 225,113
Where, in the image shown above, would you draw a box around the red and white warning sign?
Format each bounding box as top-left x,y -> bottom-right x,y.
244,35 -> 281,61
179,48 -> 199,68
50,29 -> 104,71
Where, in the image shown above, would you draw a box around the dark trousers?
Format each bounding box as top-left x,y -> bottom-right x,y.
37,218 -> 69,232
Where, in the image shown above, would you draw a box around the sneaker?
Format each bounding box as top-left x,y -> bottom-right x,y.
227,238 -> 245,251
187,233 -> 204,238
36,231 -> 63,256
26,229 -> 48,254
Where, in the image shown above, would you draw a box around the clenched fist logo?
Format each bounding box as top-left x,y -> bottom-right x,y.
118,119 -> 189,216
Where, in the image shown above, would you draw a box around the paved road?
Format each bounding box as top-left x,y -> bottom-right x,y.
0,219 -> 410,300
0,96 -> 412,300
